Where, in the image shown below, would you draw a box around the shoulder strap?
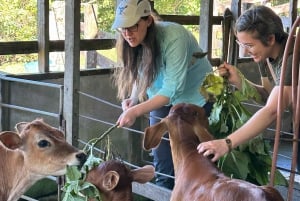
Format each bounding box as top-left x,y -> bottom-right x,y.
266,59 -> 277,83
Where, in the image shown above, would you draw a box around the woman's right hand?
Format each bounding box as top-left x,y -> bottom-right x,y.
121,97 -> 138,111
197,139 -> 229,162
218,62 -> 242,89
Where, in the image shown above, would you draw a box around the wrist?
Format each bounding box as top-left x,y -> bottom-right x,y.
130,96 -> 138,105
225,137 -> 232,152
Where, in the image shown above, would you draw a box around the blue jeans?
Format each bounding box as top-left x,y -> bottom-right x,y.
150,102 -> 213,190
298,137 -> 300,171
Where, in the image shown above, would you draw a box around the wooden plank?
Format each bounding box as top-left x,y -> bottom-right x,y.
132,182 -> 172,201
229,0 -> 241,65
0,39 -> 115,55
160,15 -> 222,25
199,0 -> 214,61
64,0 -> 81,146
0,76 -> 11,131
0,41 -> 38,55
37,0 -> 50,73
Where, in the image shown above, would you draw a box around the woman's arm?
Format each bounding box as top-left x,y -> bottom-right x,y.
197,85 -> 292,162
121,82 -> 139,111
117,95 -> 170,127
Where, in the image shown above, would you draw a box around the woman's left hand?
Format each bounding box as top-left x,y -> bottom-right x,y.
117,108 -> 137,127
197,139 -> 229,162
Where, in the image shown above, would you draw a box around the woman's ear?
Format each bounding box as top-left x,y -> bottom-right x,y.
267,34 -> 276,46
147,16 -> 153,27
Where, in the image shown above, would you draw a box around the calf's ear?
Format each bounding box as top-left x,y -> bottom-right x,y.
102,171 -> 120,191
132,165 -> 155,183
193,125 -> 214,142
0,131 -> 22,149
15,121 -> 29,134
143,120 -> 168,150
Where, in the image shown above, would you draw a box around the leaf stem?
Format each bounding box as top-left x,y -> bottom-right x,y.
83,123 -> 119,154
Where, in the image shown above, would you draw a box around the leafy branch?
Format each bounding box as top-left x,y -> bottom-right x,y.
62,123 -> 119,201
200,70 -> 287,186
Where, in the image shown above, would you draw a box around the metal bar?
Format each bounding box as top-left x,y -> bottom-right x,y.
287,16 -> 300,201
0,103 -> 60,118
20,195 -> 39,201
0,75 -> 63,88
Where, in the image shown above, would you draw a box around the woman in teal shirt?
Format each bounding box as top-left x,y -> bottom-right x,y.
113,0 -> 213,189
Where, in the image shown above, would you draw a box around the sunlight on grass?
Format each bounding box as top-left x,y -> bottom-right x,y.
0,63 -> 26,74
98,48 -> 117,63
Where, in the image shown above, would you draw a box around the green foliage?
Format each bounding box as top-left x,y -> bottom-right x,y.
96,0 -> 116,31
154,0 -> 200,15
200,71 -> 288,186
0,0 -> 37,41
62,124 -> 119,201
200,73 -> 224,98
62,158 -> 102,201
0,0 -> 37,65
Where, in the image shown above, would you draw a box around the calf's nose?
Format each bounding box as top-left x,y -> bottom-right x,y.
76,152 -> 87,167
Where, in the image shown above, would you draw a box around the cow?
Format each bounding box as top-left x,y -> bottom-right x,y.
0,119 -> 86,201
143,103 -> 284,201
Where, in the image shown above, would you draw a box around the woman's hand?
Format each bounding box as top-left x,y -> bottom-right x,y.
197,139 -> 229,162
117,107 -> 137,128
218,62 -> 242,89
121,97 -> 138,111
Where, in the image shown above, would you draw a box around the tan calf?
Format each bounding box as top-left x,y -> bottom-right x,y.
0,119 -> 86,201
143,103 -> 284,201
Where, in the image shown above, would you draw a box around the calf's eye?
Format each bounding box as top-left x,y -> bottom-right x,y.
38,140 -> 51,148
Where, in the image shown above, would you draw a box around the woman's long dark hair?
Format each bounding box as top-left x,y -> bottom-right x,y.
113,15 -> 160,101
235,5 -> 288,46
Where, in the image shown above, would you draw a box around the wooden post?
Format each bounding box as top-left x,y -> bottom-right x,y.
38,0 -> 50,73
64,0 -> 81,146
199,0 -> 213,62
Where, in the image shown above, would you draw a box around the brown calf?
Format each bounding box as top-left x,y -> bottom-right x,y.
86,159 -> 155,201
0,119 -> 86,201
143,103 -> 284,201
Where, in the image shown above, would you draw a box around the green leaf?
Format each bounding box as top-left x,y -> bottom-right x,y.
274,169 -> 289,186
200,73 -> 224,97
248,136 -> 268,155
80,182 -> 101,199
219,150 -> 250,180
66,166 -> 82,181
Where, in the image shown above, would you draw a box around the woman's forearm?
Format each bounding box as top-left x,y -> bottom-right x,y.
130,95 -> 170,117
229,105 -> 277,148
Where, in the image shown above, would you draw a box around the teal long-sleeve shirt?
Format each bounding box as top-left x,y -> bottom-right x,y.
146,21 -> 213,107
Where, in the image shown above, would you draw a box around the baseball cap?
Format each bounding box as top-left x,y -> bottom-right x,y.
112,0 -> 151,29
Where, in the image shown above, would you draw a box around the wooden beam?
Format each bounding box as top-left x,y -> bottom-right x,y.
160,15 -> 223,25
199,0 -> 214,61
0,39 -> 115,55
132,182 -> 171,201
64,0 -> 81,146
37,0 -> 50,73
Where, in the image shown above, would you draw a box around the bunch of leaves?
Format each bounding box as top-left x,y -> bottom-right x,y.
200,70 -> 287,186
62,124 -> 118,201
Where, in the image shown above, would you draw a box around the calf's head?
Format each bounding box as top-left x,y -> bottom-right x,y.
86,160 -> 155,201
143,103 -> 214,150
0,118 -> 86,176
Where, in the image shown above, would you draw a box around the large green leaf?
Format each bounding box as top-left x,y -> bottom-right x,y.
200,72 -> 287,186
219,150 -> 250,180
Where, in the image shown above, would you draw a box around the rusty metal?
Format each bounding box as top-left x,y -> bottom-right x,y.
270,16 -> 300,201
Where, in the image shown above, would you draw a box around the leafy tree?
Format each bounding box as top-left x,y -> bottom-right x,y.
0,0 -> 37,65
95,0 -> 201,32
153,0 -> 200,15
0,0 -> 37,41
